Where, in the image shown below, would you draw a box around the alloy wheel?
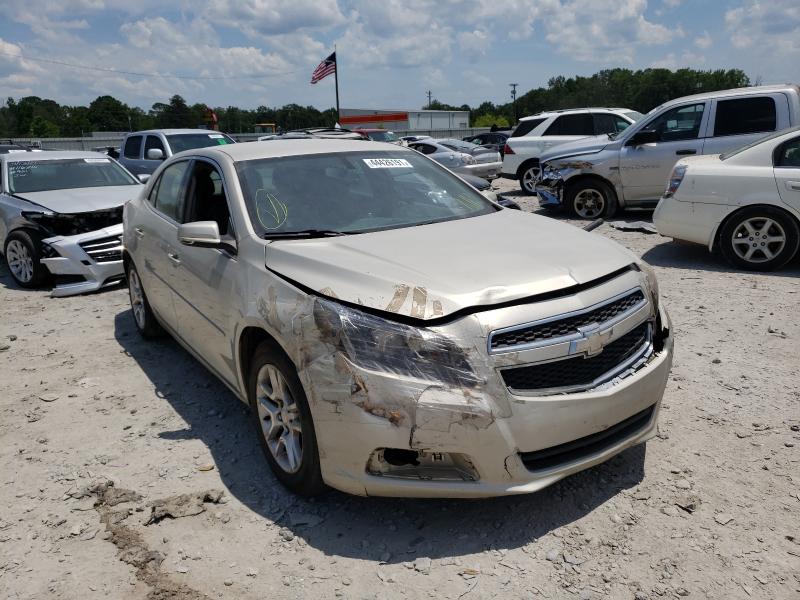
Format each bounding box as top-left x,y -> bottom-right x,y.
573,188 -> 606,218
128,269 -> 146,329
521,166 -> 540,193
731,217 -> 786,264
256,364 -> 303,474
6,239 -> 34,283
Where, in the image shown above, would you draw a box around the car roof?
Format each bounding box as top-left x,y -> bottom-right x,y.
659,84 -> 800,108
187,138 -> 409,162
126,129 -> 228,136
0,150 -> 112,163
519,108 -> 632,121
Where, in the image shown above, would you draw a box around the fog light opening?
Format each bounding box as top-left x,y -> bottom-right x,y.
368,449 -> 479,482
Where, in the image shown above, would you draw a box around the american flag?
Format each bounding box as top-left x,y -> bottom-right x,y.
310,52 -> 336,84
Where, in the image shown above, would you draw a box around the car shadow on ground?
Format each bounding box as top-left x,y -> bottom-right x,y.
642,240 -> 800,276
113,310 -> 647,563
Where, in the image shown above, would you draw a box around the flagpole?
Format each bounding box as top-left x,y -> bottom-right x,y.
334,44 -> 340,125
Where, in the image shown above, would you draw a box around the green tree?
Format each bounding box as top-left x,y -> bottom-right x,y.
473,113 -> 510,128
29,115 -> 60,137
88,95 -> 131,131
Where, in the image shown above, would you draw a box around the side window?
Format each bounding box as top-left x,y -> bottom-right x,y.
144,135 -> 165,159
775,137 -> 800,167
510,118 -> 545,137
123,135 -> 142,159
152,161 -> 189,222
644,103 -> 705,142
593,114 -> 617,135
714,97 -> 777,137
544,114 -> 594,136
184,161 -> 233,236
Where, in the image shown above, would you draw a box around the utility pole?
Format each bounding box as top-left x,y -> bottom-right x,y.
509,83 -> 518,123
426,90 -> 432,109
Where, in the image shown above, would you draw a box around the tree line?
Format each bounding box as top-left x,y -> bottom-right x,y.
0,67 -> 751,138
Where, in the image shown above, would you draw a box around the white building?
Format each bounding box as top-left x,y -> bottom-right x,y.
340,109 -> 470,130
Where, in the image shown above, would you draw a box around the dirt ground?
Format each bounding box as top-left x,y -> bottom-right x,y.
1,179 -> 799,600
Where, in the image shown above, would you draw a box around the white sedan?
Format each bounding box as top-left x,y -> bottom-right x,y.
654,127 -> 800,270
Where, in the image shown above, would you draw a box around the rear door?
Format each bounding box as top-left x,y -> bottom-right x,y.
619,102 -> 708,203
774,134 -> 800,213
135,160 -> 190,329
703,95 -> 786,156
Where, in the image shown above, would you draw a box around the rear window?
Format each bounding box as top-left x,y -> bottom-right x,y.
364,131 -> 399,142
544,114 -> 594,136
510,118 -> 546,137
714,97 -> 777,137
165,133 -> 235,154
8,158 -> 138,194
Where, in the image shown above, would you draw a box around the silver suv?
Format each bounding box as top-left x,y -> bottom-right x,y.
123,139 -> 673,497
536,85 -> 800,218
118,129 -> 235,176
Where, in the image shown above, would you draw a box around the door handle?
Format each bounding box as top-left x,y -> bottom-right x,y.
167,252 -> 181,264
675,149 -> 697,156
134,227 -> 145,239
786,181 -> 800,191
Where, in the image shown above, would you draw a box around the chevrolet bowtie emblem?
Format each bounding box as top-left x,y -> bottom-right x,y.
574,323 -> 613,357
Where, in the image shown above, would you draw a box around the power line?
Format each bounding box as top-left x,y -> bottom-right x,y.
0,49 -> 303,81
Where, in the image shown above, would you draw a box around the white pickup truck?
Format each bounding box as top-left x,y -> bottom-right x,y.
500,108 -> 642,194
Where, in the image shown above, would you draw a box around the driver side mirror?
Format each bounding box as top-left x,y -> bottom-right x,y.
627,129 -> 660,146
178,221 -> 222,248
146,148 -> 165,160
137,174 -> 150,184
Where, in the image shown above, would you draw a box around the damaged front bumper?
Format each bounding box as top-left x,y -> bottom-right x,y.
295,285 -> 673,498
40,223 -> 125,297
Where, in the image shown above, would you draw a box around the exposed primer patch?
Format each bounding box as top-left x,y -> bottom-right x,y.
410,286 -> 428,318
385,284 -> 411,313
90,481 -> 212,600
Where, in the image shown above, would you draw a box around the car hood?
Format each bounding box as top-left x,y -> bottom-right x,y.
540,135 -> 612,163
13,185 -> 140,213
265,210 -> 636,321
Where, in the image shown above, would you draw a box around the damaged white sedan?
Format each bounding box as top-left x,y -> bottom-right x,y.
0,151 -> 142,296
123,140 -> 673,497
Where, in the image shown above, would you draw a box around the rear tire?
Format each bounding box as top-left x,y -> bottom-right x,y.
565,179 -> 618,219
719,206 -> 799,271
126,262 -> 163,338
4,230 -> 48,288
248,342 -> 326,497
518,162 -> 540,196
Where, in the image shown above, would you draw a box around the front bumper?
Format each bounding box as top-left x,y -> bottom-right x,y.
534,175 -> 565,207
307,306 -> 673,498
40,224 -> 125,297
455,161 -> 502,179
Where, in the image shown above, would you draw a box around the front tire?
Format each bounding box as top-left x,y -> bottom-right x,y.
565,180 -> 618,219
249,342 -> 326,497
518,162 -> 540,196
719,207 -> 799,271
126,262 -> 163,338
4,230 -> 48,288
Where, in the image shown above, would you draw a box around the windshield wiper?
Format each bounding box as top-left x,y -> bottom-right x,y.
263,229 -> 349,239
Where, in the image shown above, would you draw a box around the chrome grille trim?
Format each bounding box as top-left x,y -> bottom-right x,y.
79,234 -> 123,263
488,287 -> 648,355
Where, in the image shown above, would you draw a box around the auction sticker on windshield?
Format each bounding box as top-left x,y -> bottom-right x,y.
363,158 -> 412,168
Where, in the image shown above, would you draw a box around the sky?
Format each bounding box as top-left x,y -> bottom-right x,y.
0,0 -> 798,112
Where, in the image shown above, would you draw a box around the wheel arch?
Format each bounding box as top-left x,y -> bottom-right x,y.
710,203 -> 800,252
564,173 -> 619,200
515,157 -> 541,180
237,326 -> 297,405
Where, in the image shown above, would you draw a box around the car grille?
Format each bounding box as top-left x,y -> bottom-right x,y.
500,322 -> 650,393
490,289 -> 646,351
79,234 -> 123,263
518,404 -> 655,471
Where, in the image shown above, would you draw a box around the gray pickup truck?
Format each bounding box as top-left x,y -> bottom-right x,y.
118,129 -> 235,177
535,85 -> 800,218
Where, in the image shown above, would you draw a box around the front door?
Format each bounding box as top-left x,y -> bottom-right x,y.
172,159 -> 240,387
774,134 -> 800,213
620,102 -> 708,204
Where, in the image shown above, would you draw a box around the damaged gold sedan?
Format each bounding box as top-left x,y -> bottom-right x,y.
122,139 -> 673,497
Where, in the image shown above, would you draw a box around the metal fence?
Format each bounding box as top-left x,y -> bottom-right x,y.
8,127 -> 494,151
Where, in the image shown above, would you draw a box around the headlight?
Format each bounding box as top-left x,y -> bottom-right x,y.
313,298 -> 481,387
664,164 -> 687,198
636,260 -> 659,305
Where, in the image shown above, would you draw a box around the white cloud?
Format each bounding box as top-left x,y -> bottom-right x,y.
725,0 -> 800,51
694,31 -> 712,49
206,0 -> 345,36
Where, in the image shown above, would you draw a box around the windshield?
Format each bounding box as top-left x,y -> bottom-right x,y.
624,111 -> 644,122
365,131 -> 399,142
236,151 -> 498,237
166,133 -> 235,153
7,158 -> 138,193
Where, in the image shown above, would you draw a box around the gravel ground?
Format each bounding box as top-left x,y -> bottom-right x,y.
1,179 -> 799,600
